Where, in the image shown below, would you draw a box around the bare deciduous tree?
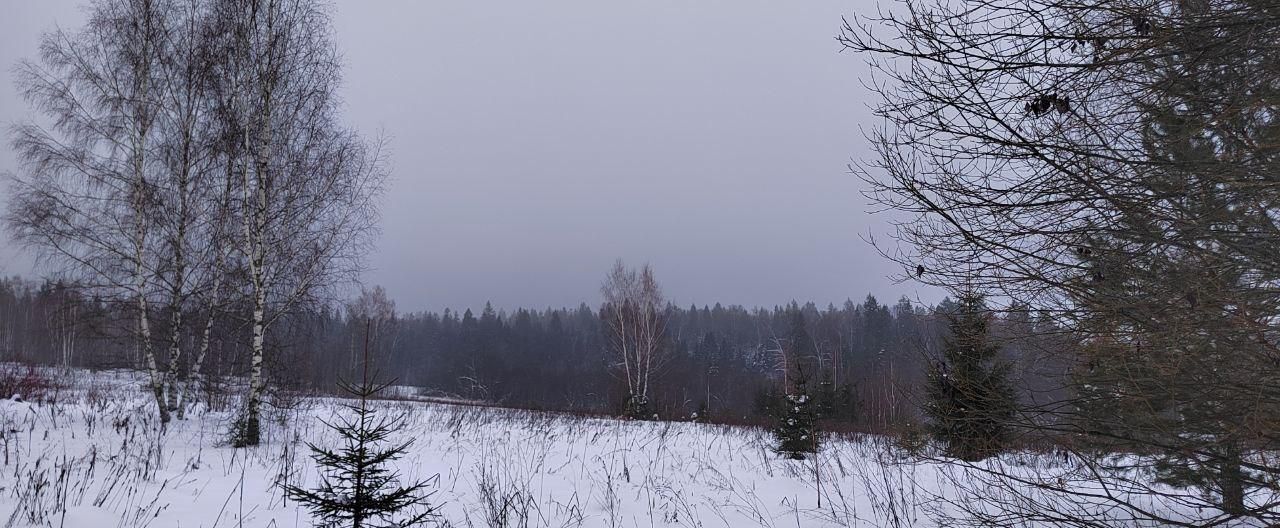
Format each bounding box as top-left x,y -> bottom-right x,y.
151,0 -> 228,419
600,260 -> 668,418
8,0 -> 385,440
205,0 -> 386,446
842,0 -> 1280,523
347,284 -> 398,378
8,0 -> 180,424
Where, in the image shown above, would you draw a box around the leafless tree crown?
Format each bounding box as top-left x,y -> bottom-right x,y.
842,0 -> 1280,523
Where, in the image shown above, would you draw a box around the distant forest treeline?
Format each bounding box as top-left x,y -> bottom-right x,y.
0,276 -> 1067,430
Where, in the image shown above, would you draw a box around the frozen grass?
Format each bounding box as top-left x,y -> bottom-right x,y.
0,368 -> 1247,527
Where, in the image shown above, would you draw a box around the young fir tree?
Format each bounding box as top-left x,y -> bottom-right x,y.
285,322 -> 436,527
773,310 -> 820,459
924,292 -> 1014,461
774,366 -> 819,460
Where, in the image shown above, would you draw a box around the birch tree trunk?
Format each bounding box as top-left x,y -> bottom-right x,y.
178,245 -> 225,420
135,151 -> 168,425
177,306 -> 214,420
129,9 -> 168,425
162,178 -> 188,414
240,197 -> 268,445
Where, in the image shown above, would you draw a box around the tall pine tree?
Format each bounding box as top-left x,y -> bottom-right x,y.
1064,5 -> 1280,513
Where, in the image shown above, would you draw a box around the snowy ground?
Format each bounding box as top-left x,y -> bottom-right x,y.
0,368 -> 1240,527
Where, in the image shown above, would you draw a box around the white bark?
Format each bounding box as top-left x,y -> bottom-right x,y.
136,172 -> 167,425
131,14 -> 168,424
6,0 -> 185,425
197,0 -> 386,446
601,261 -> 667,414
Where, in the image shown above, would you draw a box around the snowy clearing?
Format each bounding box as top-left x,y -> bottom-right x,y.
0,369 -> 1225,527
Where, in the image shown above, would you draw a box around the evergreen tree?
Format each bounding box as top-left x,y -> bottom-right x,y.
1063,13 -> 1280,512
1074,228 -> 1265,514
815,369 -> 858,423
773,365 -> 819,460
924,292 -> 1014,461
285,324 -> 436,527
773,310 -> 821,459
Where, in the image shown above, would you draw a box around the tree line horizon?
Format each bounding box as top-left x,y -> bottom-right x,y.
0,270 -> 1062,430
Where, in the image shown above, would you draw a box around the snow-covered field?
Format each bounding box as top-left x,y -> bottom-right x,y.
0,369 -> 1241,527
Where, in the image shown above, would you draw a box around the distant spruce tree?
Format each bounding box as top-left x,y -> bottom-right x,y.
773,310 -> 821,459
285,322 -> 436,528
815,369 -> 858,423
754,384 -> 787,419
773,366 -> 819,460
924,291 -> 1015,461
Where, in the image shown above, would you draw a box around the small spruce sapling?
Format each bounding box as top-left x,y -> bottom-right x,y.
773,366 -> 820,460
285,320 -> 437,527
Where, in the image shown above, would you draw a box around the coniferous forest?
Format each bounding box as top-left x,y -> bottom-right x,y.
0,276 -> 1067,430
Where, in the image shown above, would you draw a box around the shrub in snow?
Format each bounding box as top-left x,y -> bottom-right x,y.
0,364 -> 56,404
230,412 -> 260,449
622,394 -> 653,420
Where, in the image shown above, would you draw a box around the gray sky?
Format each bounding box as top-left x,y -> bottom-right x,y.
0,0 -> 935,313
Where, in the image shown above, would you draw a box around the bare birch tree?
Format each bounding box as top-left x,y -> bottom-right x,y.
8,0 -> 383,438
601,260 -> 668,418
7,0 -> 176,423
204,0 -> 386,446
347,285 -> 397,377
151,0 -> 229,418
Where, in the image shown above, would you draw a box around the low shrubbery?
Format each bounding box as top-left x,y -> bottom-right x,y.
0,364 -> 58,403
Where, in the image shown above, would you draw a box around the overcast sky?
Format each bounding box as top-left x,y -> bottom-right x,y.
0,0 -> 937,313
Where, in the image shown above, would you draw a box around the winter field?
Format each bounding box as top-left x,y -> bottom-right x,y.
0,367 -> 1247,528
